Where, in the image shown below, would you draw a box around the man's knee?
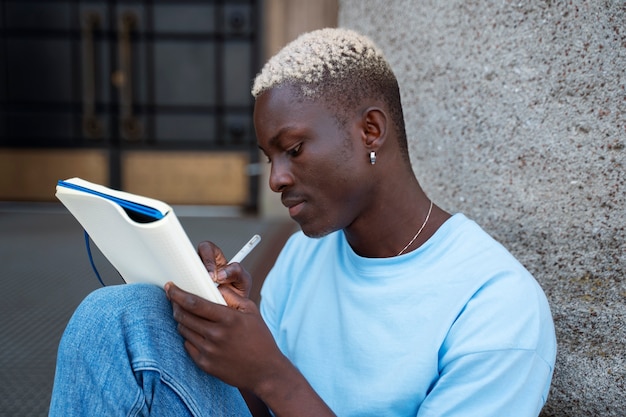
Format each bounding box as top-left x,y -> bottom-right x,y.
79,283 -> 166,317
84,283 -> 165,307
61,284 -> 170,345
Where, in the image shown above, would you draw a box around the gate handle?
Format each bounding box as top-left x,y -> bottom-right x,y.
81,11 -> 102,139
115,12 -> 142,141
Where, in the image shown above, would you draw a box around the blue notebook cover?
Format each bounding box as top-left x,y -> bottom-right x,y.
57,180 -> 165,222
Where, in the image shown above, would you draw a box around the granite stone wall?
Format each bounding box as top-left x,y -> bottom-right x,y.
340,1 -> 625,415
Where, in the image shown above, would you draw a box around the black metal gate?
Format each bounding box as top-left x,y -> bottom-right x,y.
0,0 -> 261,208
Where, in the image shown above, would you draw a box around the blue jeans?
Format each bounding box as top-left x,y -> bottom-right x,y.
49,283 -> 252,417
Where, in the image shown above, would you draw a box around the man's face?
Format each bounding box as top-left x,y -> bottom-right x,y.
254,86 -> 372,238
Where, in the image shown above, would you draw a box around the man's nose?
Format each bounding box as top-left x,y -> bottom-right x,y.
269,159 -> 293,193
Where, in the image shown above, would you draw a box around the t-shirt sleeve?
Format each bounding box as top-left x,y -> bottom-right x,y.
418,269 -> 556,416
417,349 -> 553,416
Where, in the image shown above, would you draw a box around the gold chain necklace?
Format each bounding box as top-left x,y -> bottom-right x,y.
397,200 -> 433,256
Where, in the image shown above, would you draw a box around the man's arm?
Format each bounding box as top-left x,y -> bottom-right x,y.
240,389 -> 271,417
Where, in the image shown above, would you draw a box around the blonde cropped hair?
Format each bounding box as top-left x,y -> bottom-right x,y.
252,28 -> 408,158
252,28 -> 391,98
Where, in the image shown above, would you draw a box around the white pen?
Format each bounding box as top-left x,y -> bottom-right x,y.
229,234 -> 261,264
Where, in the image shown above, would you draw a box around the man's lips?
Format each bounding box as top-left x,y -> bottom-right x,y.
288,202 -> 305,217
282,197 -> 305,218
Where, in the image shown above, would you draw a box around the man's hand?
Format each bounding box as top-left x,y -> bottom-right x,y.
165,283 -> 336,417
197,240 -> 252,299
164,282 -> 285,391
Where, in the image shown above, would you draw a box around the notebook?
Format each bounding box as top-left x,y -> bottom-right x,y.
56,177 -> 226,305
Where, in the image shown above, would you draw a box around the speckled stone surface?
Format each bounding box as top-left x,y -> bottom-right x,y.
341,1 -> 625,415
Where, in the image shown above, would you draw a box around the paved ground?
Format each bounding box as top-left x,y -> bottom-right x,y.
0,204 -> 296,416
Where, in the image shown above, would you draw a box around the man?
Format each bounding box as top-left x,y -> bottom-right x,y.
50,28 -> 556,416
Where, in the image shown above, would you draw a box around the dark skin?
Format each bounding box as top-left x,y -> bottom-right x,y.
165,84 -> 451,416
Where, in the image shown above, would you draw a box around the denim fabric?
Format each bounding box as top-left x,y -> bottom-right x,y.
49,283 -> 252,417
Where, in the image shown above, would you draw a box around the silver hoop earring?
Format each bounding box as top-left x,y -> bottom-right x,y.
370,151 -> 377,165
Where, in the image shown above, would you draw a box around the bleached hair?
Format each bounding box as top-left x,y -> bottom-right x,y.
252,28 -> 391,98
252,28 -> 408,158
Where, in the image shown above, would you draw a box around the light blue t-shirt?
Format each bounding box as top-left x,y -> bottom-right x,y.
260,214 -> 556,417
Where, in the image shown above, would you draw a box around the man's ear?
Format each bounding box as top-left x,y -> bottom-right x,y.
361,107 -> 388,150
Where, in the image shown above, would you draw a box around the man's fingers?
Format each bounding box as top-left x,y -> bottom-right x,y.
214,263 -> 253,298
166,282 -> 224,318
219,285 -> 255,312
197,241 -> 228,279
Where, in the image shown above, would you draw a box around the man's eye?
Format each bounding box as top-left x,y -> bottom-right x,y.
287,144 -> 302,157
